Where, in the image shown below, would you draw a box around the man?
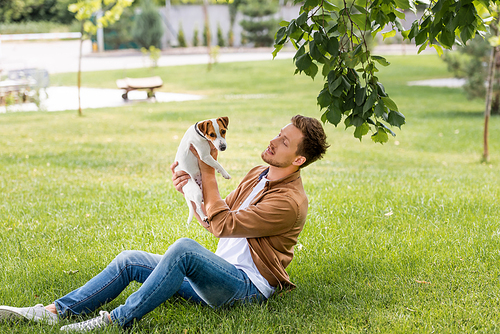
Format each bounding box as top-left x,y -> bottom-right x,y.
0,115 -> 328,332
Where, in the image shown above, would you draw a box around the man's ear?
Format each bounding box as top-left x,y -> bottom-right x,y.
292,156 -> 306,167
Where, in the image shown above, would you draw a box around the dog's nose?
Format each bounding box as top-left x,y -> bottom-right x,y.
220,143 -> 226,151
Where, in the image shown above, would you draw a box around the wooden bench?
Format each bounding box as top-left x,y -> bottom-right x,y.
116,76 -> 163,100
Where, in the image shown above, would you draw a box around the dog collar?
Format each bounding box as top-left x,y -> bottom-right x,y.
194,122 -> 206,139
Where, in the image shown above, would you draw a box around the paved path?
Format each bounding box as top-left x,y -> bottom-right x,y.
0,40 -> 435,74
0,40 -> 444,113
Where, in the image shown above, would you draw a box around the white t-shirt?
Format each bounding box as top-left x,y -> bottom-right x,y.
215,177 -> 276,298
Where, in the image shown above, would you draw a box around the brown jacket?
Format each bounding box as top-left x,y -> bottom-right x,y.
206,165 -> 308,290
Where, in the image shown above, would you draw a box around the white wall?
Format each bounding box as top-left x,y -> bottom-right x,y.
160,4 -> 301,48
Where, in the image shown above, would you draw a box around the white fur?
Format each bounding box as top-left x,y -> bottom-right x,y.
174,118 -> 231,225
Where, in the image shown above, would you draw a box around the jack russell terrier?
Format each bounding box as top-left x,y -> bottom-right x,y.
174,117 -> 231,225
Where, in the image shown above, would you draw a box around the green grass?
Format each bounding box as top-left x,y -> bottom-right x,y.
1,55 -> 499,333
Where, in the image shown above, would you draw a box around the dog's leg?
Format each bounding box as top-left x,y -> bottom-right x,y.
198,154 -> 231,179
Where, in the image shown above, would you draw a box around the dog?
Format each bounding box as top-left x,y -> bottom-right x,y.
174,117 -> 231,225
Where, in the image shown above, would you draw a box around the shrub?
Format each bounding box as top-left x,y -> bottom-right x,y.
178,22 -> 187,47
239,0 -> 279,47
132,0 -> 164,49
217,23 -> 225,47
193,25 -> 200,47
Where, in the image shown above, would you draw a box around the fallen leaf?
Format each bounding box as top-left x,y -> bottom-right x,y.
415,280 -> 431,284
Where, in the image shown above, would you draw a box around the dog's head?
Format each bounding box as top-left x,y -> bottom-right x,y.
196,117 -> 229,151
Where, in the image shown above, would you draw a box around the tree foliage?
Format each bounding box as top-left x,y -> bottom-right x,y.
273,0 -> 498,143
132,0 -> 164,49
240,0 -> 279,47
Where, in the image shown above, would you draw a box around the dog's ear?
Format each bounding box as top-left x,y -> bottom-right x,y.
197,120 -> 209,135
217,117 -> 229,129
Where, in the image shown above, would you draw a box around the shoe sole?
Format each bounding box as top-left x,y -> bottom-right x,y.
0,308 -> 24,322
0,307 -> 58,325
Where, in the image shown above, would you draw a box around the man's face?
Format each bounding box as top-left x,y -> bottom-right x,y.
261,123 -> 305,168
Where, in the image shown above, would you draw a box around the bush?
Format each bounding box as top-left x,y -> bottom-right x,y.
217,23 -> 225,47
193,25 -> 200,47
240,0 -> 279,47
132,0 -> 164,49
178,22 -> 187,47
101,6 -> 137,50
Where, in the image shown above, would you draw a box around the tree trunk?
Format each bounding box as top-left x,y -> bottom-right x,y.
78,22 -> 83,116
483,46 -> 497,162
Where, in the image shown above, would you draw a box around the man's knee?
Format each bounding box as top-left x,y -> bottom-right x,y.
167,238 -> 200,256
112,250 -> 140,267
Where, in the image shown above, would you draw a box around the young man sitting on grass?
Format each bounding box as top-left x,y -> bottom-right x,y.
0,115 -> 329,332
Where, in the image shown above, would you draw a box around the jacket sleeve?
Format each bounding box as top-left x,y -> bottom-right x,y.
205,191 -> 300,238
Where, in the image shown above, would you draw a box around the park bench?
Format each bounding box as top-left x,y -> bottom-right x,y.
0,68 -> 48,105
116,76 -> 163,100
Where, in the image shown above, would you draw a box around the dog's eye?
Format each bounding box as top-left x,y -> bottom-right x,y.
221,130 -> 226,135
210,133 -> 216,137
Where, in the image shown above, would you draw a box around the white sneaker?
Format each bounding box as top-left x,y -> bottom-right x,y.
60,310 -> 111,332
0,304 -> 59,325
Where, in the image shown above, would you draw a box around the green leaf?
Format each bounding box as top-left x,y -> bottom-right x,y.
326,104 -> 342,126
310,41 -> 324,61
303,0 -> 321,11
322,0 -> 339,11
432,44 -> 444,57
326,37 -> 339,57
342,50 -> 360,68
354,122 -> 370,140
439,28 -> 455,48
374,101 -> 386,117
275,27 -> 286,44
279,21 -> 289,27
381,96 -> 398,111
351,115 -> 364,127
363,93 -> 377,115
294,45 -> 305,61
388,110 -> 406,128
382,30 -> 396,40
415,27 -> 428,45
350,14 -> 369,30
394,0 -> 411,10
355,86 -> 366,106
372,55 -> 390,66
297,11 -> 309,26
317,88 -> 333,108
272,44 -> 283,59
296,53 -> 313,71
328,76 -> 342,94
304,62 -> 319,79
376,82 -> 388,97
407,21 -> 418,40
371,129 -> 389,143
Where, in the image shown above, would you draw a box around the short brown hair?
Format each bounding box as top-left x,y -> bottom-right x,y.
291,115 -> 329,168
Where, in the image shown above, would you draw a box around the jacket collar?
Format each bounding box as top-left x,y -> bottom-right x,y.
258,167 -> 301,187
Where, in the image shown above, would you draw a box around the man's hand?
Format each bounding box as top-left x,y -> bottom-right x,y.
170,161 -> 190,194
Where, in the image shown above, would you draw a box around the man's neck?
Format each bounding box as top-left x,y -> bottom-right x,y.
266,165 -> 299,181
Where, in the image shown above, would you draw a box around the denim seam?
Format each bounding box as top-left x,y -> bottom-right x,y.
64,263 -> 156,313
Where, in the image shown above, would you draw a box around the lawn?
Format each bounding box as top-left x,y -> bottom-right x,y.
0,54 -> 499,333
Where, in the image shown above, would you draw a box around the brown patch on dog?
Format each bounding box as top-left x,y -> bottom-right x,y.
217,117 -> 229,138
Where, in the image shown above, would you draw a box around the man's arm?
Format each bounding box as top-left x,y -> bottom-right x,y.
189,145 -> 222,216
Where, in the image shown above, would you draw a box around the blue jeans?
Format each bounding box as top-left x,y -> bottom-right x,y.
54,238 -> 266,327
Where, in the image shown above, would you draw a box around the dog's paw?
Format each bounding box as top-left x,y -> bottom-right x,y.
222,172 -> 231,179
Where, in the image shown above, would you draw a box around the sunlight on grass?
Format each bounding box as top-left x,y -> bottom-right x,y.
1,55 -> 499,333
